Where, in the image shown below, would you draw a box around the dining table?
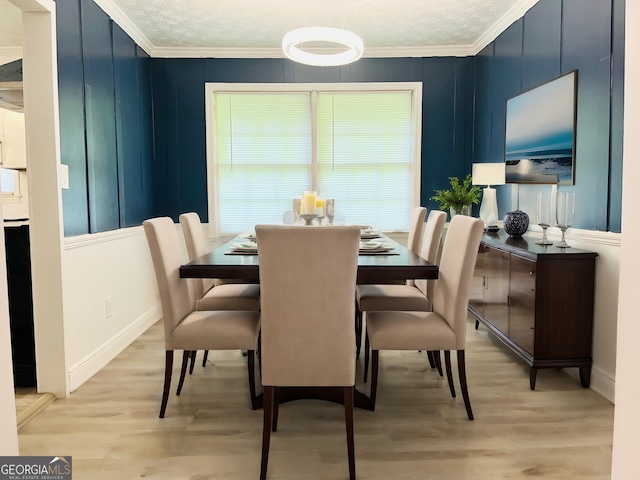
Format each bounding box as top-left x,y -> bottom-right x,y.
179,229 -> 439,411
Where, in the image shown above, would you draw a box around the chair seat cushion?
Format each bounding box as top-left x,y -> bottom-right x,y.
196,284 -> 260,311
357,284 -> 429,312
366,311 -> 456,351
172,310 -> 260,350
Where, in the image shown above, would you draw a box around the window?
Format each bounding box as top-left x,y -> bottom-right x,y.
0,167 -> 19,196
206,83 -> 422,236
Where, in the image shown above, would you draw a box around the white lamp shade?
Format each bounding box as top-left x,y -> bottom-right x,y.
472,163 -> 506,186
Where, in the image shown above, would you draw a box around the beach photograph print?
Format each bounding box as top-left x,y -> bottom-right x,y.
504,71 -> 577,184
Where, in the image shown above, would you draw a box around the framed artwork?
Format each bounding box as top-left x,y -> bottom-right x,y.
504,71 -> 577,184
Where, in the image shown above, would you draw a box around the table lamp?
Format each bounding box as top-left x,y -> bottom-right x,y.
472,163 -> 506,232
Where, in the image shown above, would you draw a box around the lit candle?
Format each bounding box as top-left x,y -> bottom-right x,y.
301,191 -> 316,214
315,198 -> 326,216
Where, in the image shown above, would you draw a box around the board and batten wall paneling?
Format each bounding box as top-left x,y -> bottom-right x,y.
473,0 -> 621,233
112,23 -> 142,228
521,0 -> 561,91
608,0 -> 625,234
80,0 -> 120,233
55,0 -> 155,236
137,46 -> 155,223
421,57 -> 475,214
56,0 -> 89,236
560,0 -> 612,231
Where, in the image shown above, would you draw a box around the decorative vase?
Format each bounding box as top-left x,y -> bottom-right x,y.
449,205 -> 471,218
503,209 -> 529,237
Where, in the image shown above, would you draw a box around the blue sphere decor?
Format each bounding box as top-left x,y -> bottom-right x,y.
503,209 -> 529,237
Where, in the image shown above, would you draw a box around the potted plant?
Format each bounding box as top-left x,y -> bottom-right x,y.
430,174 -> 481,218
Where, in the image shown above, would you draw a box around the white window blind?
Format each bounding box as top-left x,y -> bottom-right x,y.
317,91 -> 414,230
207,83 -> 421,236
213,92 -> 312,233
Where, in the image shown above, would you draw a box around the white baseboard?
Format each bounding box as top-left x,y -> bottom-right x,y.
564,366 -> 615,404
67,305 -> 161,392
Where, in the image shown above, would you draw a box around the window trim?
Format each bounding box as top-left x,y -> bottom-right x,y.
204,82 -> 423,237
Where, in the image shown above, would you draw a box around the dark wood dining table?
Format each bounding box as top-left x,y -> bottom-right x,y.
179,233 -> 439,411
179,235 -> 439,284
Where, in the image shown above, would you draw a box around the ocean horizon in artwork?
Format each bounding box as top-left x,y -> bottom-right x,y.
505,72 -> 576,184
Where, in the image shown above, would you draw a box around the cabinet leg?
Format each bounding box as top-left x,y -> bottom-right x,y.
529,367 -> 538,390
579,367 -> 591,388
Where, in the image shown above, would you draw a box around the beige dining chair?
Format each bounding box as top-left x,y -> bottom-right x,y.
358,210 -> 447,378
144,216 -> 261,418
256,225 -> 360,480
355,206 -> 427,357
179,212 -> 260,369
363,215 -> 483,420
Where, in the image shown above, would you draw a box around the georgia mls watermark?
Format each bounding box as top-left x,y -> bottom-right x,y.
0,456 -> 72,480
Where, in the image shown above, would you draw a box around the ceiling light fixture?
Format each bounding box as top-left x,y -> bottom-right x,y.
282,26 -> 364,67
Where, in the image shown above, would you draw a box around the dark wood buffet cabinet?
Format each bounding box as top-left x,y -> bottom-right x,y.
468,231 -> 597,390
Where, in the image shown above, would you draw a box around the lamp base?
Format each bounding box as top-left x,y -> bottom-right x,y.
484,225 -> 500,233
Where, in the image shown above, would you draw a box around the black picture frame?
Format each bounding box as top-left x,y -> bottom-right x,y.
504,71 -> 577,185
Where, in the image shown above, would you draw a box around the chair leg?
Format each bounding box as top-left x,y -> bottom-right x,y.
355,307 -> 363,358
189,350 -> 197,374
272,387 -> 280,432
202,350 -> 209,367
457,350 -> 474,421
260,386 -> 274,480
369,350 -> 380,411
426,350 -> 436,368
176,351 -> 191,395
433,350 -> 443,376
344,386 -> 356,480
363,329 -> 370,383
159,351 -> 174,418
247,349 -> 258,410
444,350 -> 456,398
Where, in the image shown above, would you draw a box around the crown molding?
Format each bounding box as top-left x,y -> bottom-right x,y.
151,45 -> 475,59
471,0 -> 540,54
91,0 -> 153,55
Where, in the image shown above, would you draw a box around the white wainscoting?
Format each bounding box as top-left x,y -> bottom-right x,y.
63,226 -> 161,392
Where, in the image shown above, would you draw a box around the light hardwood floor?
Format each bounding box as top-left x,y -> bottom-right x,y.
18,317 -> 614,479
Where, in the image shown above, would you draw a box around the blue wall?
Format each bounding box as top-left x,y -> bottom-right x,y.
54,0 -> 623,235
474,0 -> 624,232
150,57 -> 476,222
55,0 -> 154,236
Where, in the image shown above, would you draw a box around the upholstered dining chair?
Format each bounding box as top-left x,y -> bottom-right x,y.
355,206 -> 427,358
179,212 -> 260,369
256,225 -> 360,480
364,215 -> 483,420
144,216 -> 260,418
358,210 -> 447,378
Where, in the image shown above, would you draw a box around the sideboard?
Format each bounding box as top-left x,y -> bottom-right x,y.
468,230 -> 598,390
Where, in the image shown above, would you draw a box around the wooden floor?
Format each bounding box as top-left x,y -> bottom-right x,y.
18,316 -> 614,479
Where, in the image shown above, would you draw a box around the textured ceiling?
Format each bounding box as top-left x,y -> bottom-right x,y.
0,0 -> 539,58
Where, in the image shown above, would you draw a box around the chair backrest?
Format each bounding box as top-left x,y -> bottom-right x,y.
406,206 -> 428,254
144,217 -> 194,349
432,215 -> 483,350
415,210 -> 447,307
179,212 -> 215,298
256,225 -> 360,387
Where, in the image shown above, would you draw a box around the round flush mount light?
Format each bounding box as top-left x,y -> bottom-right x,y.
282,26 -> 364,67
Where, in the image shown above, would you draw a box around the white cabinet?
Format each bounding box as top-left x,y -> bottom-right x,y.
0,109 -> 27,169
